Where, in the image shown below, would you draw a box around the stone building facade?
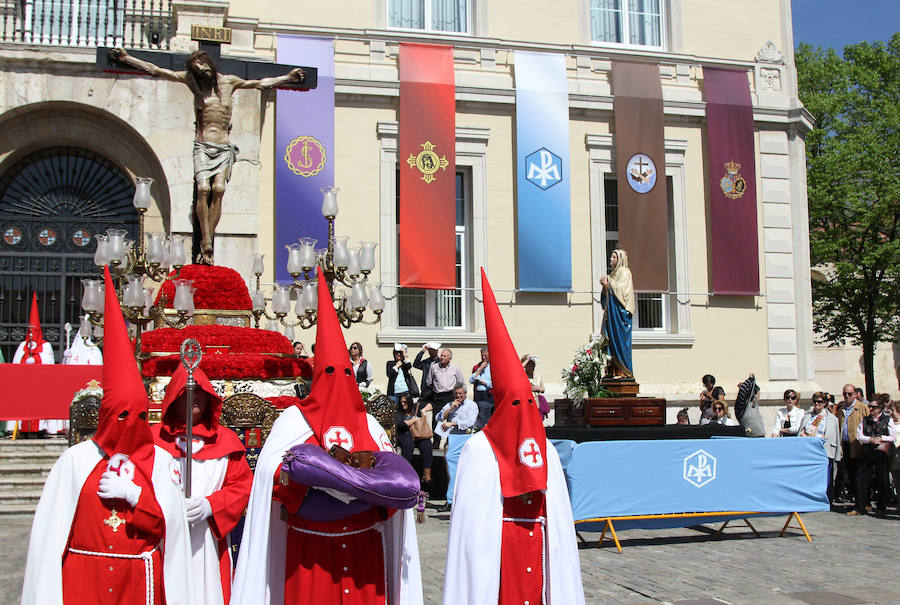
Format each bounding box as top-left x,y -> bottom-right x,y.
5,0 -> 888,423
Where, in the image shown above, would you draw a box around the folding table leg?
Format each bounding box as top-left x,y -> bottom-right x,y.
780,512 -> 812,542
598,519 -> 622,553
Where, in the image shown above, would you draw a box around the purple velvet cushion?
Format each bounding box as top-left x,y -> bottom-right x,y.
282,444 -> 421,509
295,488 -> 372,522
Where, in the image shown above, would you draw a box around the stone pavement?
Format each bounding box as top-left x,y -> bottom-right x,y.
3,504 -> 900,604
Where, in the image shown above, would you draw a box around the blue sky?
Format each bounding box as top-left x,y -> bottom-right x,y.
791,0 -> 899,51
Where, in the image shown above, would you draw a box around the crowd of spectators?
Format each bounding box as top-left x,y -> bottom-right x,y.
692,374 -> 898,517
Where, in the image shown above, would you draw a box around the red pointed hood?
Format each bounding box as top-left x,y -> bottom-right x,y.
480,269 -> 548,497
93,267 -> 155,474
160,365 -> 223,437
153,364 -> 245,460
297,267 -> 378,452
20,293 -> 47,364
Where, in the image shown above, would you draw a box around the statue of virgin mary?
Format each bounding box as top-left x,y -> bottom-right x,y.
600,248 -> 634,379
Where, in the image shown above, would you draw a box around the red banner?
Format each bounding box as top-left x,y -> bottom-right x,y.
705,68 -> 759,295
399,43 -> 456,289
0,365 -> 102,420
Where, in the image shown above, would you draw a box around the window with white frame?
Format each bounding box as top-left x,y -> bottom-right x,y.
396,170 -> 470,329
388,0 -> 470,33
603,176 -> 669,331
590,0 -> 664,49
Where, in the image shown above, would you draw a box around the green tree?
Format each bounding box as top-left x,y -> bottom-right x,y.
796,34 -> 900,398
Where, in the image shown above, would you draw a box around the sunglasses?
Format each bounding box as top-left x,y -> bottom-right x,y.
713,406 -> 724,412
812,399 -> 824,404
843,392 -> 854,396
785,395 -> 797,400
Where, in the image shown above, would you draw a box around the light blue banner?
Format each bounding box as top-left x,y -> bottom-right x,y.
514,51 -> 571,291
563,438 -> 829,527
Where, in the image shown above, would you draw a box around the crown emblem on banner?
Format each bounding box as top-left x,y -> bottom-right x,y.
406,141 -> 449,184
720,159 -> 747,199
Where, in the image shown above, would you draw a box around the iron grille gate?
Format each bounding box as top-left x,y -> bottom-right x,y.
0,147 -> 137,362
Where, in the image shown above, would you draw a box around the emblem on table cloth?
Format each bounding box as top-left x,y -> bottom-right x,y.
3,226 -> 22,246
104,509 -> 127,533
525,147 -> 562,190
683,449 -> 716,488
625,153 -> 657,194
324,426 -> 354,451
518,438 -> 544,469
719,160 -> 747,199
284,135 -> 327,177
107,453 -> 135,481
406,141 -> 449,184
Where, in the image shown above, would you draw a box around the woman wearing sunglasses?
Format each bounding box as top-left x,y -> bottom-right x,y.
771,389 -> 804,437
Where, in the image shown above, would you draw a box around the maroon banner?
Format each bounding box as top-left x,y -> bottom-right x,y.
0,365 -> 102,420
399,43 -> 456,289
705,68 -> 759,295
612,62 -> 669,292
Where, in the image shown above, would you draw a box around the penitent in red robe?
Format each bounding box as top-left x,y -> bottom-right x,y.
498,493 -> 547,605
272,434 -> 396,605
61,460 -> 166,605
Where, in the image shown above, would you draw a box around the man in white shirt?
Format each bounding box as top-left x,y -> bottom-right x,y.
435,385 -> 477,512
771,389 -> 804,437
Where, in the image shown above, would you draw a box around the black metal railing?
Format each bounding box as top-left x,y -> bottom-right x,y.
1,0 -> 172,50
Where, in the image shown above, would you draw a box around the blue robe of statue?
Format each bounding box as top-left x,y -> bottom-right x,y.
602,290 -> 633,377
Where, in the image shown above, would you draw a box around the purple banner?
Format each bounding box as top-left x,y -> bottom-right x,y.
275,35 -> 334,282
704,67 -> 759,295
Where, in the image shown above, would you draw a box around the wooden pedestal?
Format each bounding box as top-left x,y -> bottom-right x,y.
552,397 -> 666,427
584,397 -> 665,426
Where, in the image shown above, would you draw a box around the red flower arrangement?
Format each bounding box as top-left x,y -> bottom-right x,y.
155,265 -> 252,311
140,325 -> 311,380
142,354 -> 312,380
266,396 -> 301,410
141,325 -> 293,355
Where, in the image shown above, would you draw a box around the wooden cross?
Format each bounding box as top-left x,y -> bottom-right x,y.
95,35 -> 318,90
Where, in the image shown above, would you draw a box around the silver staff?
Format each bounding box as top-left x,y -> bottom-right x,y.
179,338 -> 203,498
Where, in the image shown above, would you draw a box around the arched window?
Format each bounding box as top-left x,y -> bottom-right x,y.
0,147 -> 137,361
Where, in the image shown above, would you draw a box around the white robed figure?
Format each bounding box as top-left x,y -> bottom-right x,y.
443,269 -> 585,605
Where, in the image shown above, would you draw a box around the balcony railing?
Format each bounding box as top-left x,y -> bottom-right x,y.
1,0 -> 172,49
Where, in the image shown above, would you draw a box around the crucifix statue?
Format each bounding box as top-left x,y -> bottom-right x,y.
107,45 -> 309,265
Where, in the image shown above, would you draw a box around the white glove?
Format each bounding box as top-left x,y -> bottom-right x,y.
186,497 -> 213,524
97,471 -> 142,508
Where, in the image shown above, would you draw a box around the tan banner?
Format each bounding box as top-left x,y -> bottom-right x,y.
612,61 -> 669,292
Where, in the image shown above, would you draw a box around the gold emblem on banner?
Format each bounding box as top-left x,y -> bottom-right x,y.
406,141 -> 449,184
720,160 -> 747,199
284,135 -> 327,178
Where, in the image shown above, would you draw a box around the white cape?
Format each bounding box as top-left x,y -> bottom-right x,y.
21,441 -> 194,605
231,406 -> 423,605
63,337 -> 103,365
178,454 -> 229,605
443,432 -> 585,604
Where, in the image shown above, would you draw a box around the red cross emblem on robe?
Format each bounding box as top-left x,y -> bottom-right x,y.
323,426 -> 354,451
106,453 -> 135,480
518,438 -> 544,469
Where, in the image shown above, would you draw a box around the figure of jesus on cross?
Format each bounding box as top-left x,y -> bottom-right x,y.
110,47 -> 305,265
